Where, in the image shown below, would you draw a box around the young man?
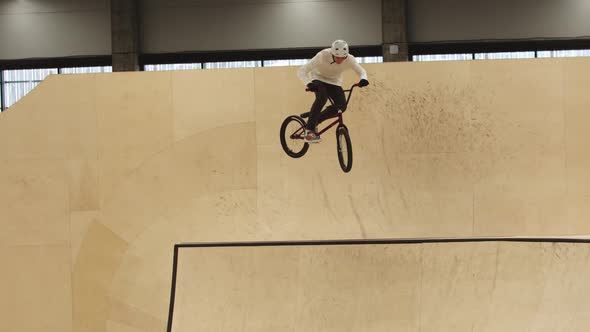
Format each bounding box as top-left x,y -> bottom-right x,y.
297,39 -> 370,143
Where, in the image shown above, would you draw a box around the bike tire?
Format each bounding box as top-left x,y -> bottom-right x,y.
336,125 -> 353,172
280,115 -> 310,158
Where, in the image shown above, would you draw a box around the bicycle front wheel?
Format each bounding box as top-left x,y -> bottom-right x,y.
280,115 -> 309,158
336,125 -> 353,172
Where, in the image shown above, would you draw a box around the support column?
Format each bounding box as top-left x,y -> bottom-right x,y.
111,0 -> 140,71
382,0 -> 408,62
0,69 -> 4,111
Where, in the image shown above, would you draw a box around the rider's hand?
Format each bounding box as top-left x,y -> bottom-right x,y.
306,82 -> 319,92
358,79 -> 369,87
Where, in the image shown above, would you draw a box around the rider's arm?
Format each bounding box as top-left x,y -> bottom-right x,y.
297,53 -> 321,85
349,56 -> 368,81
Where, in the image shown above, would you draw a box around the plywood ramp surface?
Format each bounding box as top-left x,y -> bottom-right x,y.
1,58 -> 590,331
171,241 -> 590,332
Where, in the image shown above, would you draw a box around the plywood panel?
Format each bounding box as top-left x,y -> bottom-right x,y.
0,244 -> 72,332
72,222 -> 128,332
96,71 -> 174,205
563,57 -> 590,197
70,211 -> 98,265
172,68 -> 256,142
0,74 -> 97,160
470,59 -> 567,236
69,158 -> 100,211
98,123 -> 257,243
0,159 -> 69,246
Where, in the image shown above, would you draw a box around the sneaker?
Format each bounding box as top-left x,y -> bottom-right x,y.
304,130 -> 322,143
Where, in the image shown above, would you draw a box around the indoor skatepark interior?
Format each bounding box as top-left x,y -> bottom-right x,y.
2,58 -> 590,331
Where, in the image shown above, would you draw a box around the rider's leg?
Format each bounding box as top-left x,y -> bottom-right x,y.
306,81 -> 328,132
318,105 -> 339,123
327,84 -> 347,113
318,84 -> 347,123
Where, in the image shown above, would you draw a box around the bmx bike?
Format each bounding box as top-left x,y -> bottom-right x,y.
279,83 -> 359,173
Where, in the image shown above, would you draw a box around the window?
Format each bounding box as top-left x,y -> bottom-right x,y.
262,57 -> 382,67
412,54 -> 473,62
413,48 -> 590,62
144,63 -> 202,71
203,61 -> 261,69
475,51 -> 535,60
262,59 -> 309,67
61,66 -> 112,74
2,68 -> 57,109
357,56 -> 384,64
537,49 -> 590,58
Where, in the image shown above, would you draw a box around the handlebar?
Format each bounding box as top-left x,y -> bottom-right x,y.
304,83 -> 360,109
305,83 -> 359,92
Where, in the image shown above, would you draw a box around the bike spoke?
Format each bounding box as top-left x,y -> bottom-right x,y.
286,121 -> 305,152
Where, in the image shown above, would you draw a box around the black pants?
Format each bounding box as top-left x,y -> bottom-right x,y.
306,80 -> 347,131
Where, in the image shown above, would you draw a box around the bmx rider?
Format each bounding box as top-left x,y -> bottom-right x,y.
297,39 -> 370,143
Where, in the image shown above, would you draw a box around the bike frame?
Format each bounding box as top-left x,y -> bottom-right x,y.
290,84 -> 359,139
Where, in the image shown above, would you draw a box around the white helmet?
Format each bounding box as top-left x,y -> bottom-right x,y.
331,40 -> 349,57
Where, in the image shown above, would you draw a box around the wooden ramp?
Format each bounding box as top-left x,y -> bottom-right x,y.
168,239 -> 590,332
1,58 -> 590,331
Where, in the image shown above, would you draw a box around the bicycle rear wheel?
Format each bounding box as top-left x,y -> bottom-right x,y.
336,125 -> 353,172
280,115 -> 309,158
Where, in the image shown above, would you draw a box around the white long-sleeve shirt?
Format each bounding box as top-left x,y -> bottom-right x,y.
297,48 -> 368,87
